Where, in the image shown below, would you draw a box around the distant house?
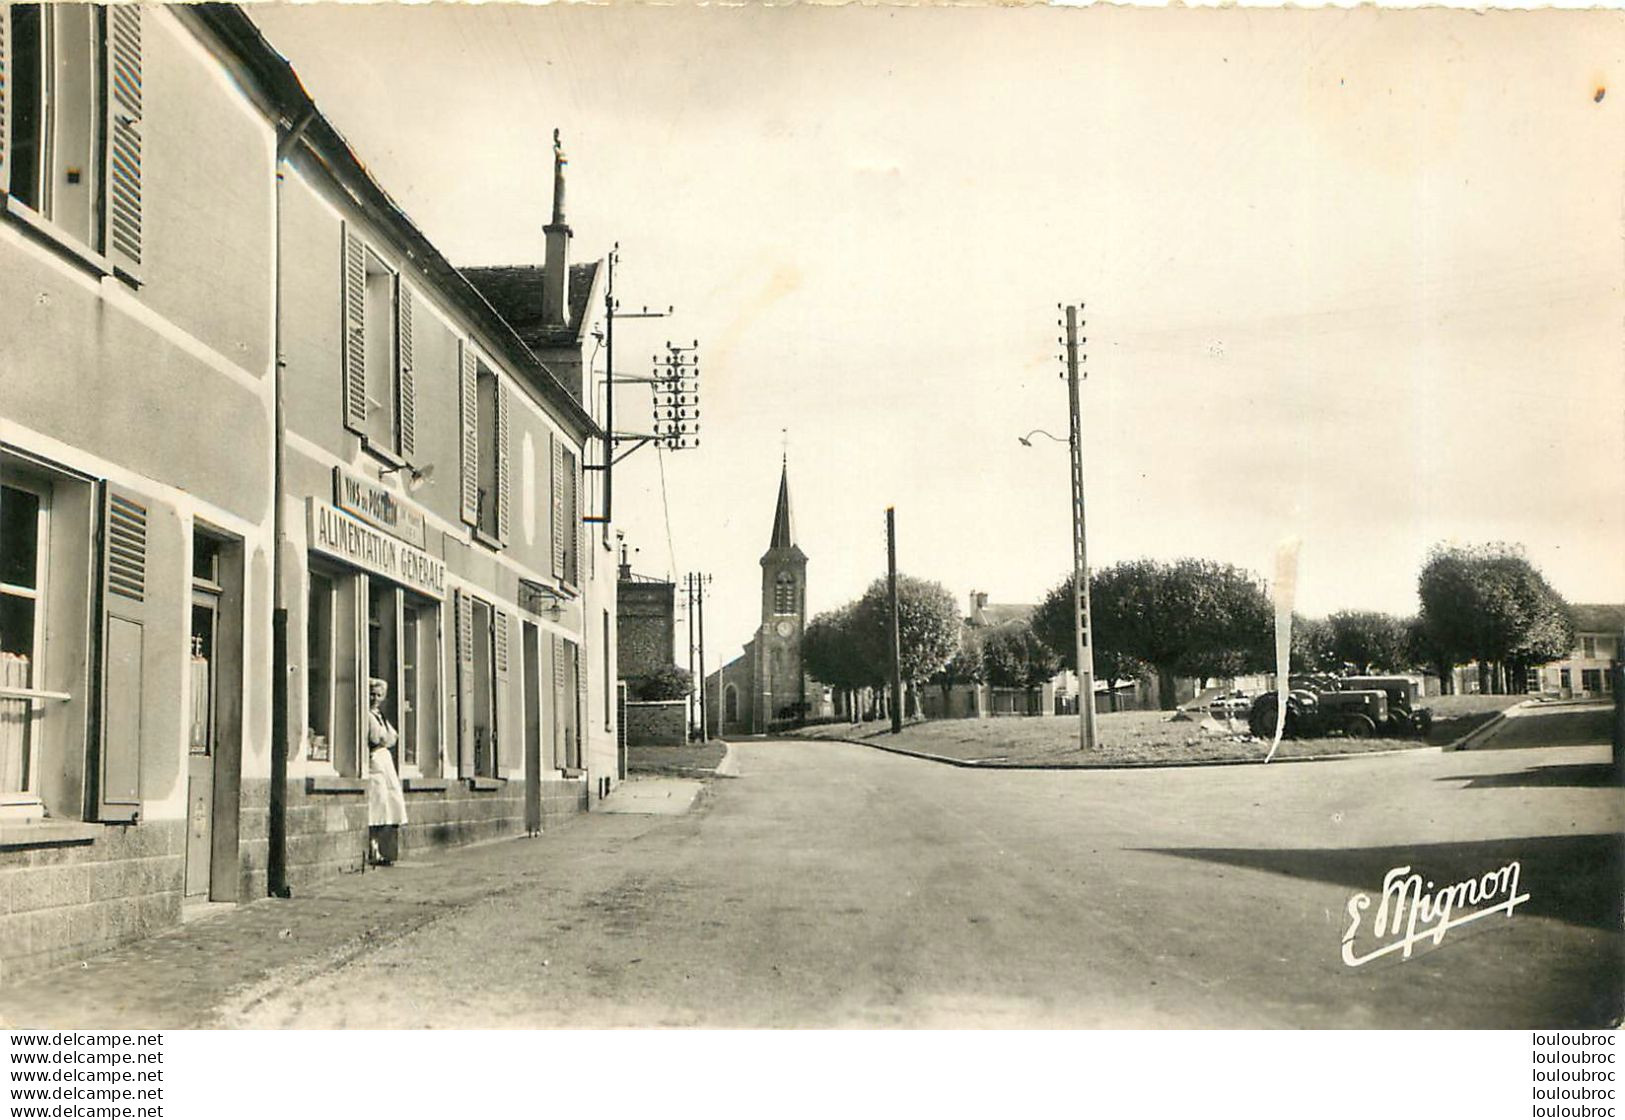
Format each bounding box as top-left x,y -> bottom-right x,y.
1529,604 -> 1623,699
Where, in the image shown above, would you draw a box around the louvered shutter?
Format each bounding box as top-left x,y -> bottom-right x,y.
454,590 -> 475,779
458,343 -> 479,526
493,608 -> 511,778
98,488 -> 149,822
341,225 -> 367,433
575,637 -> 588,769
104,5 -> 142,280
1,6 -> 11,196
571,449 -> 583,587
550,434 -> 565,580
495,382 -> 510,545
550,634 -> 565,770
396,282 -> 415,460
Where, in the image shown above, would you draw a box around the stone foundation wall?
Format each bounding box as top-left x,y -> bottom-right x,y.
0,774 -> 589,984
625,701 -> 687,746
0,820 -> 186,983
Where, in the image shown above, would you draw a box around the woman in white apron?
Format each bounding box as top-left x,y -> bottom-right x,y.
366,678 -> 408,866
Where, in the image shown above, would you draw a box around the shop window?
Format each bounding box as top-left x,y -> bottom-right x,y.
454,591 -> 505,779
366,579 -> 441,777
306,572 -> 334,762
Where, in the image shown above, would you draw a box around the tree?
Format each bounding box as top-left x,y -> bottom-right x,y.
635,664 -> 693,702
802,605 -> 876,720
1407,615 -> 1456,695
1417,543 -> 1575,693
1033,575 -> 1148,711
851,575 -> 961,720
931,625 -> 985,710
1036,558 -> 1272,710
1327,611 -> 1411,674
979,619 -> 1061,714
1291,615 -> 1337,673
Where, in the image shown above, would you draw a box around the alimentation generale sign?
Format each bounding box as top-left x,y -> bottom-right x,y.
307,498 -> 446,600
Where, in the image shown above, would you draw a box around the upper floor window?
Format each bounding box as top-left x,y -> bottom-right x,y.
2,5 -> 142,276
475,363 -> 499,539
342,225 -> 416,461
1581,636 -> 1597,659
773,571 -> 797,615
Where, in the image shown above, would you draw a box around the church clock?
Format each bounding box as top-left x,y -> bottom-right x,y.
775,619 -> 795,638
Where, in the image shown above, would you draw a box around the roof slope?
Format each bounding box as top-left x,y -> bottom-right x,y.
1570,603 -> 1625,634
460,262 -> 601,351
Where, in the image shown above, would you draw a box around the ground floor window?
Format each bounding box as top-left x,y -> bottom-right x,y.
1581,668 -> 1603,694
307,561 -> 442,778
454,590 -> 507,780
0,479 -> 50,807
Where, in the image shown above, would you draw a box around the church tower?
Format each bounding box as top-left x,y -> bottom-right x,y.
754,459 -> 808,728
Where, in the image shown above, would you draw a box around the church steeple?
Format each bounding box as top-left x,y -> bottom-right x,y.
768,458 -> 795,552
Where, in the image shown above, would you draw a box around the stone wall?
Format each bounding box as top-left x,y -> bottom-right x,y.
0,821 -> 186,983
618,581 -> 675,685
625,701 -> 687,746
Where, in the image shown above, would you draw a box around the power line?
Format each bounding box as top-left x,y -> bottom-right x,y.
656,443 -> 679,581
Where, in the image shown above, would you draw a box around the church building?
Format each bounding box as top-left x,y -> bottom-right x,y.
707,462 -> 829,736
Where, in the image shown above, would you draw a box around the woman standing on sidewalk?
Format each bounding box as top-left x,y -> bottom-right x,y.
367,678 -> 408,866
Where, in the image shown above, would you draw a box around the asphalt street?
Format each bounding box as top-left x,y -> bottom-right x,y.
229,708 -> 1623,1029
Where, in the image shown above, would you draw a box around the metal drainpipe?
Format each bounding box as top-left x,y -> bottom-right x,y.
268,109 -> 315,899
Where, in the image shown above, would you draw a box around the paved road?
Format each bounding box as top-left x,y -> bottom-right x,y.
231,716 -> 1623,1029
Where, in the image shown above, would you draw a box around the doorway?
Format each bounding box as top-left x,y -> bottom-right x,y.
185,529 -> 243,902
522,621 -> 542,834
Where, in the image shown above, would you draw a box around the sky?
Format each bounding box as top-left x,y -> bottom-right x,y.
251,3 -> 1625,661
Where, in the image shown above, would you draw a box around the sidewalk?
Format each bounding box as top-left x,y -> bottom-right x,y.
0,794 -> 699,1029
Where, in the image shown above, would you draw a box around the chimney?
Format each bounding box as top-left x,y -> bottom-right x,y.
618,540 -> 631,582
542,129 -> 572,329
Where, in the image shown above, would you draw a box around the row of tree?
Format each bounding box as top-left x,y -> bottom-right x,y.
799,542 -> 1577,718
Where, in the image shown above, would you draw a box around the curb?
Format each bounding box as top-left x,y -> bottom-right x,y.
714,739 -> 740,779
790,732 -> 1443,773
1444,700 -> 1532,752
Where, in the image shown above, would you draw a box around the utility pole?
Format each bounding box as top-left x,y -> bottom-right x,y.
694,572 -> 711,742
1063,303 -> 1100,751
686,573 -> 697,742
887,507 -> 903,735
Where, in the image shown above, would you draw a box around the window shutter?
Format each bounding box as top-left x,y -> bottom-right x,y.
454,589 -> 475,779
396,282 -> 415,461
458,343 -> 478,526
575,638 -> 587,770
1,6 -> 10,196
104,5 -> 142,279
572,450 -> 583,587
341,225 -> 367,433
97,488 -> 149,823
550,434 -> 565,580
495,382 -> 510,545
493,608 -> 511,778
551,633 -> 565,770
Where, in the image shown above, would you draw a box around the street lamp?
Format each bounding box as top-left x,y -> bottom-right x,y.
1020,304 -> 1099,751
